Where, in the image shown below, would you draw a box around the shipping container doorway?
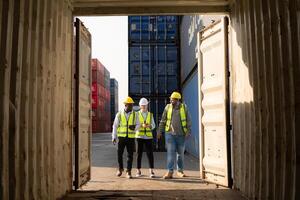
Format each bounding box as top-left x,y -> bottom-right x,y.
71,15 -> 232,191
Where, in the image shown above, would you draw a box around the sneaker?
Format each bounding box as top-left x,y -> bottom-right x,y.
116,169 -> 124,177
177,171 -> 186,177
149,172 -> 155,178
149,169 -> 155,178
163,171 -> 173,179
136,169 -> 142,177
126,171 -> 132,179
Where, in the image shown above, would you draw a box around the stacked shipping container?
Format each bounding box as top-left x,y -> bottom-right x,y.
91,58 -> 111,133
128,16 -> 180,151
110,79 -> 119,125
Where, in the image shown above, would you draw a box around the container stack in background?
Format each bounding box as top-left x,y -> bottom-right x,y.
103,68 -> 111,132
128,16 -> 180,151
91,58 -> 111,133
110,79 -> 119,125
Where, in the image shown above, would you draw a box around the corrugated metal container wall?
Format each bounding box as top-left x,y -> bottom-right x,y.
182,70 -> 199,158
228,0 -> 300,199
0,0 -> 74,199
129,16 -> 179,43
128,43 -> 180,96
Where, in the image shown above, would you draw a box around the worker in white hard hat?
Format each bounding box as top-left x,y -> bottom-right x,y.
157,91 -> 192,179
135,97 -> 156,178
112,96 -> 140,179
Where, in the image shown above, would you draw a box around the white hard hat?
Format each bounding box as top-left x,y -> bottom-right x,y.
139,98 -> 149,106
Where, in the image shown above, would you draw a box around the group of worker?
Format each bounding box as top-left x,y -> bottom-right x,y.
112,91 -> 191,179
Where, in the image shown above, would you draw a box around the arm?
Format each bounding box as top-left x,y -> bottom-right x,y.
158,105 -> 168,134
150,113 -> 156,130
112,112 -> 120,141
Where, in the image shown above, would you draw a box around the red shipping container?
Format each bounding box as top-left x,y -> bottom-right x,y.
92,119 -> 112,133
92,95 -> 106,109
91,58 -> 105,85
91,58 -> 104,72
92,83 -> 108,98
100,85 -> 105,97
91,95 -> 98,108
92,108 -> 103,121
91,82 -> 97,94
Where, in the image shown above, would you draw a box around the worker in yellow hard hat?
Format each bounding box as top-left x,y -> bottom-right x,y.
112,96 -> 140,179
157,91 -> 192,179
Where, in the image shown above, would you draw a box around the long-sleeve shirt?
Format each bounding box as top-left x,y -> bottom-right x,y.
158,102 -> 192,136
112,110 -> 140,140
136,111 -> 156,139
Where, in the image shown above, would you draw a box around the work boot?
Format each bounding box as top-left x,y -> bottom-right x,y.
177,171 -> 186,178
126,171 -> 132,179
136,169 -> 142,177
116,169 -> 124,177
163,171 -> 173,179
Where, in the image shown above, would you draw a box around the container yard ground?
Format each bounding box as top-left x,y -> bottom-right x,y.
63,133 -> 245,199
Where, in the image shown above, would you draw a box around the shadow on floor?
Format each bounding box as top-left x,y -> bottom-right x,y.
62,189 -> 246,200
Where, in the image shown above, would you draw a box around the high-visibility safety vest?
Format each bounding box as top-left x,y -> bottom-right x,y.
136,111 -> 153,138
117,111 -> 136,138
165,103 -> 188,134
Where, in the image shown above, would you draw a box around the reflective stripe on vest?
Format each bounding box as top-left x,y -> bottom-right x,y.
136,111 -> 153,138
117,111 -> 136,138
165,103 -> 188,134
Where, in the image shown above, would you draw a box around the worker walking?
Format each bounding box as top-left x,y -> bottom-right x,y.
135,98 -> 156,178
157,91 -> 192,179
112,96 -> 140,179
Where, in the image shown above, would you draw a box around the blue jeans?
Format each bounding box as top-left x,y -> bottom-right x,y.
165,133 -> 186,172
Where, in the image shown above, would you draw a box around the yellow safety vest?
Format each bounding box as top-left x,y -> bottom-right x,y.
135,111 -> 153,138
117,111 -> 136,138
165,103 -> 188,134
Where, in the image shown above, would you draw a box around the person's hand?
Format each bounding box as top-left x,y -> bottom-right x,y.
129,125 -> 136,130
112,139 -> 117,145
146,124 -> 151,129
185,132 -> 191,138
157,132 -> 162,139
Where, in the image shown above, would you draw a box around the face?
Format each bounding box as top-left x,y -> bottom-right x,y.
170,98 -> 179,106
125,103 -> 133,112
140,105 -> 147,111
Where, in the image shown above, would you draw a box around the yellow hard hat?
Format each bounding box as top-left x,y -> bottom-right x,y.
123,96 -> 134,104
170,91 -> 181,99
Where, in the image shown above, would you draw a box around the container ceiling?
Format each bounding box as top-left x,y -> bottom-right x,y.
72,0 -> 230,15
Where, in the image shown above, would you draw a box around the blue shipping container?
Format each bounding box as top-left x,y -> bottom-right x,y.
180,15 -> 222,82
128,43 -> 180,95
182,70 -> 199,158
110,79 -> 119,123
129,16 -> 179,42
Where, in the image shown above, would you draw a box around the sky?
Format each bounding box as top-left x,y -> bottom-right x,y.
79,16 -> 128,110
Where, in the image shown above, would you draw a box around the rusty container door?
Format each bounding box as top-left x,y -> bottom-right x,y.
74,18 -> 92,189
198,17 -> 231,187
